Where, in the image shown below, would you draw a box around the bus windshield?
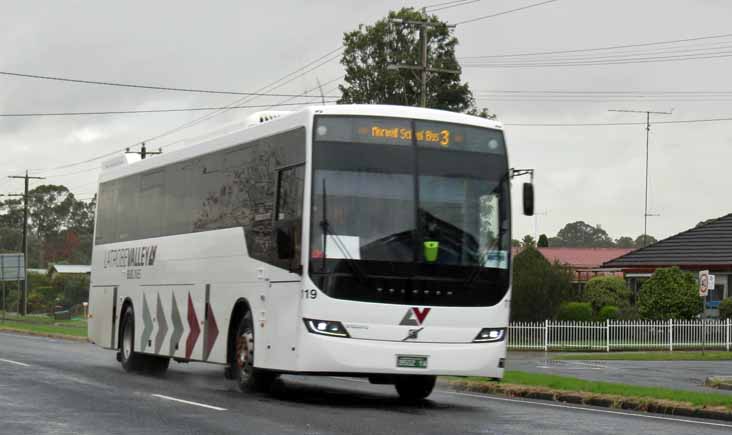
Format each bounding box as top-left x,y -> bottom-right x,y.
309,115 -> 511,307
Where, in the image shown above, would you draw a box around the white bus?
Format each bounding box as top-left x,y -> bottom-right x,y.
88,104 -> 533,400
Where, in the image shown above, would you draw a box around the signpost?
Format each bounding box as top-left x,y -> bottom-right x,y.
0,253 -> 25,320
699,270 -> 710,354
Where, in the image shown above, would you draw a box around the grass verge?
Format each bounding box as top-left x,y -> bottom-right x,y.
553,351 -> 732,361
0,318 -> 87,338
448,371 -> 732,411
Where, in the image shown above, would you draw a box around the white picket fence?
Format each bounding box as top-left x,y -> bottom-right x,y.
508,319 -> 732,352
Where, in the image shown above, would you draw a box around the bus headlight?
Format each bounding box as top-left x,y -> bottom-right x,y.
473,328 -> 506,343
303,318 -> 350,338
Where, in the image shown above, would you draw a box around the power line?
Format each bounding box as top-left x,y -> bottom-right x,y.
427,0 -> 483,13
453,0 -> 559,25
504,116 -> 732,126
460,32 -> 732,59
0,70 -> 340,98
29,47 -> 344,173
0,100 -> 338,117
463,50 -> 732,67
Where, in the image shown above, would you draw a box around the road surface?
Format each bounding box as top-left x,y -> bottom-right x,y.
1,332 -> 730,434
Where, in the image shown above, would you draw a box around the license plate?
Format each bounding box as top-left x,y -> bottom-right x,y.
396,355 -> 428,369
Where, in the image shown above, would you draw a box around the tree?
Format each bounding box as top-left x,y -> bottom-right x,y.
537,234 -> 549,247
338,8 -> 491,115
521,235 -> 536,248
511,239 -> 521,248
552,221 -> 614,247
583,276 -> 631,313
511,246 -> 574,321
638,267 -> 703,320
557,302 -> 593,321
634,234 -> 658,248
719,299 -> 732,320
614,236 -> 635,248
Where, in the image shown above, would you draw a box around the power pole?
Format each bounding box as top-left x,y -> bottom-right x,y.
387,8 -> 460,108
608,109 -> 671,248
7,171 -> 45,315
126,142 -> 162,160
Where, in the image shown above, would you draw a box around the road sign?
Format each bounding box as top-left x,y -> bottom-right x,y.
699,270 -> 709,297
0,253 -> 25,281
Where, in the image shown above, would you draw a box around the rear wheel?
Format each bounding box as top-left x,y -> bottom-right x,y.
395,375 -> 436,401
232,311 -> 276,392
120,309 -> 144,372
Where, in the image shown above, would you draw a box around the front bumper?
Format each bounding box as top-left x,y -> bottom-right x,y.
295,330 -> 506,378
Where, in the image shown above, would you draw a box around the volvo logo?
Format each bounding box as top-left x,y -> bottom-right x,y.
402,327 -> 424,341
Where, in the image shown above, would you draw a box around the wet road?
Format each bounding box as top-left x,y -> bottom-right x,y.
1,332 -> 731,434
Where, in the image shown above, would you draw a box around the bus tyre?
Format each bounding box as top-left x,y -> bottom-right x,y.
120,308 -> 144,372
232,311 -> 276,392
394,375 -> 436,401
143,355 -> 170,375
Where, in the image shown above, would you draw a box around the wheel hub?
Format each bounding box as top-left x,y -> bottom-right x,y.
235,331 -> 254,379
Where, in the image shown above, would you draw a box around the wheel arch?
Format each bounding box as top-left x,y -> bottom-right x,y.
226,298 -> 252,365
118,297 -> 134,350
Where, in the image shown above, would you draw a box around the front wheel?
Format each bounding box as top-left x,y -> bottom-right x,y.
394,375 -> 436,401
232,311 -> 276,392
120,309 -> 144,372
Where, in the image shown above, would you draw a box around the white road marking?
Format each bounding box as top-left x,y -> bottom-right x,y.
152,394 -> 227,411
536,365 -> 603,370
441,390 -> 732,429
0,358 -> 30,367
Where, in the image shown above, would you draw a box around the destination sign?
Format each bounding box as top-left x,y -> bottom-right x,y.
315,115 -> 505,154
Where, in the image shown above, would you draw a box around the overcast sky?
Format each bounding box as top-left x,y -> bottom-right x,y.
1,0 -> 730,242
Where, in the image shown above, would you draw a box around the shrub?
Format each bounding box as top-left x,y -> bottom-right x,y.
638,267 -> 703,320
511,246 -> 574,321
51,274 -> 90,306
583,276 -> 631,313
719,299 -> 732,320
557,302 -> 593,321
597,305 -> 620,321
617,305 -> 642,320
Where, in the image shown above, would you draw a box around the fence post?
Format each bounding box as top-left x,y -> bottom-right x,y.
606,319 -> 610,352
544,319 -> 549,352
669,318 -> 673,352
727,318 -> 730,352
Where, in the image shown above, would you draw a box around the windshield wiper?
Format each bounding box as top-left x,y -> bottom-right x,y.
319,178 -> 369,284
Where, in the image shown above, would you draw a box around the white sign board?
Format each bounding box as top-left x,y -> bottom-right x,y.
699,270 -> 709,297
0,253 -> 25,281
709,274 -> 716,290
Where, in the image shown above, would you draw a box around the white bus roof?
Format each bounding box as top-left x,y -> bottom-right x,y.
99,104 -> 503,183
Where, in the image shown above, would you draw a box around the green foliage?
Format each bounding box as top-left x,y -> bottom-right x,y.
51,273 -> 90,306
521,234 -> 536,248
338,8 -> 491,115
638,267 -> 703,320
557,302 -> 593,321
511,239 -> 521,247
634,234 -> 658,248
511,246 -> 574,321
614,236 -> 634,248
583,276 -> 631,313
28,272 -> 51,290
551,221 -> 614,247
719,299 -> 732,320
617,305 -> 642,320
537,234 -> 549,247
597,305 -> 620,321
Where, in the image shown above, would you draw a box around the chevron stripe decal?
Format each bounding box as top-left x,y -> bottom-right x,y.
154,293 -> 168,354
169,293 -> 184,356
203,303 -> 219,361
141,294 -> 153,350
185,293 -> 200,360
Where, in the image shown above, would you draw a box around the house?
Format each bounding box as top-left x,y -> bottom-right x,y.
604,213 -> 732,312
513,247 -> 635,290
537,248 -> 634,290
49,264 -> 91,280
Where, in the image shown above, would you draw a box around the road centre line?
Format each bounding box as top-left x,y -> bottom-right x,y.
152,394 -> 227,411
441,390 -> 732,429
0,358 -> 30,367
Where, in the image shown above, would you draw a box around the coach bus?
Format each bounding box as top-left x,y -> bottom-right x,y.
88,104 -> 533,400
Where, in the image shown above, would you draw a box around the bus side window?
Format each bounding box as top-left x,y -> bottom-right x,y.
275,164 -> 305,269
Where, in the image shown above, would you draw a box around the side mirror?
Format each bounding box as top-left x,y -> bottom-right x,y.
276,227 -> 295,260
523,182 -> 534,216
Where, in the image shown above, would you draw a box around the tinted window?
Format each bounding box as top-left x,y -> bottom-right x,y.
95,127 -> 306,267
